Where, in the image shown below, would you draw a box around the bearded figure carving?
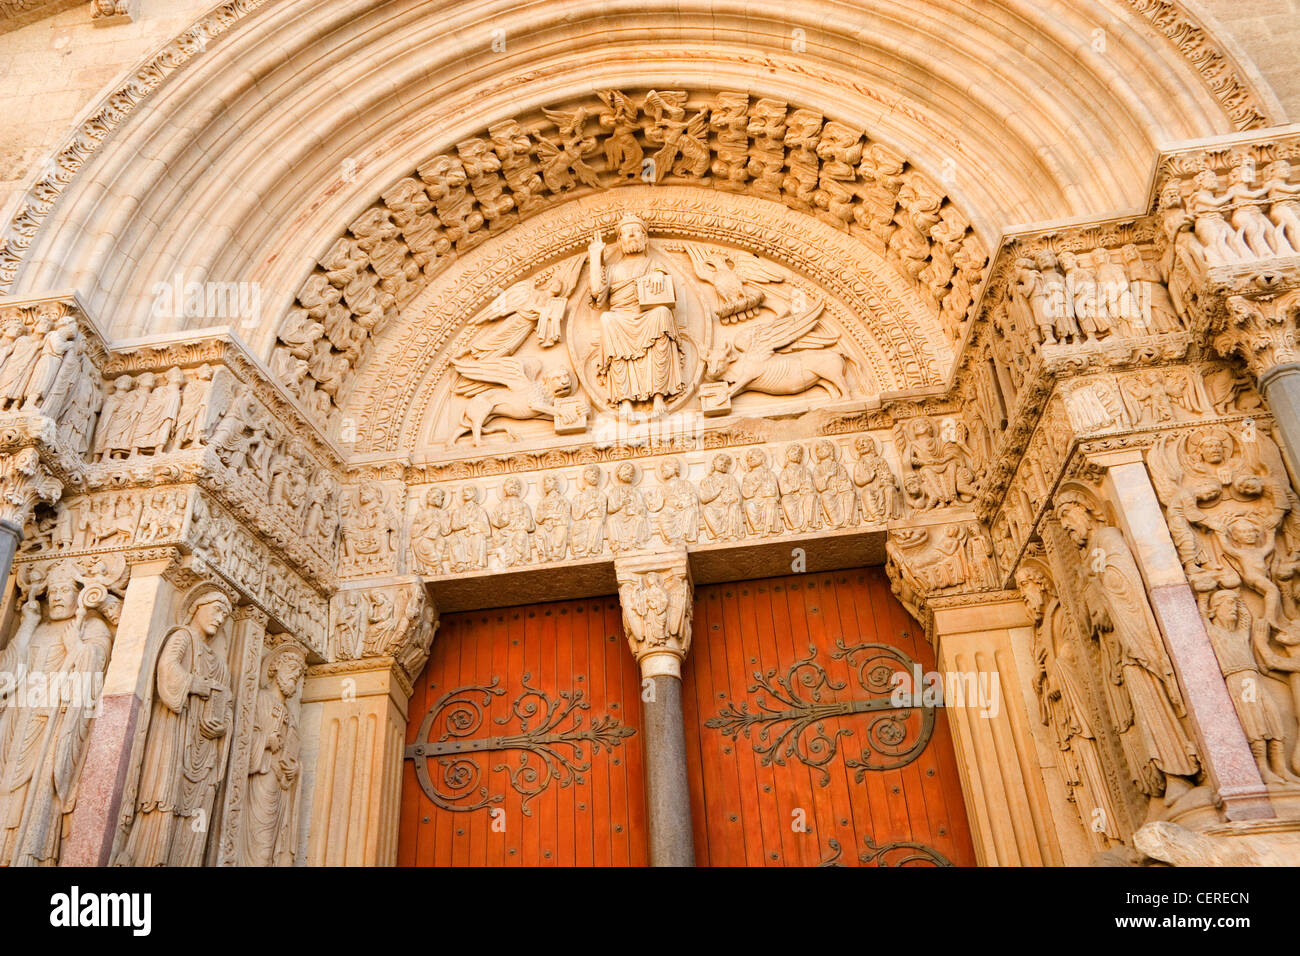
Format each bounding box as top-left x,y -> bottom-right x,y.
1054,486 -> 1200,810
239,644 -> 307,866
120,588 -> 235,867
0,558 -> 125,866
588,213 -> 685,416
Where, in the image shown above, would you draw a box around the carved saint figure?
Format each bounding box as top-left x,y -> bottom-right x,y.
131,367 -> 183,454
569,465 -> 606,558
1203,590 -> 1294,785
741,448 -> 782,536
588,214 -> 685,416
812,439 -> 856,529
449,484 -> 490,571
239,645 -> 306,866
410,487 -> 451,574
339,483 -> 397,570
1016,566 -> 1122,846
535,475 -> 571,562
1055,488 -> 1200,807
699,453 -> 744,541
778,442 -> 817,531
606,462 -> 649,553
900,416 -> 975,509
121,589 -> 234,867
852,435 -> 902,523
651,459 -> 699,546
0,560 -> 121,866
492,477 -> 535,567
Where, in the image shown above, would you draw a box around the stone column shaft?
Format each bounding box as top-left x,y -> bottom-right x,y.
1260,363 -> 1300,473
615,551 -> 696,867
1098,451 -> 1272,821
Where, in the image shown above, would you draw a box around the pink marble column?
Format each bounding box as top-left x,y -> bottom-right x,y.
1097,449 -> 1273,821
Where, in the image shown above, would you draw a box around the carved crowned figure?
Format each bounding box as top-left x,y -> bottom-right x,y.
588,213 -> 685,416
121,588 -> 234,867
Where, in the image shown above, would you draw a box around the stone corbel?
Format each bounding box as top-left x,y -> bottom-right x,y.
884,518 -> 1000,639
614,550 -> 692,679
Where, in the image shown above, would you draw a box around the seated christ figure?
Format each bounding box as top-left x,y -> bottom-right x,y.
588,213 -> 685,417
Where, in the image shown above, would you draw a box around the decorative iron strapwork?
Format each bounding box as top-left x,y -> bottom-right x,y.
404,675 -> 635,815
819,836 -> 953,867
705,640 -> 934,785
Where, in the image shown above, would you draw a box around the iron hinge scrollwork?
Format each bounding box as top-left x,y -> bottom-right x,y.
404,674 -> 634,815
819,835 -> 953,867
705,640 -> 935,785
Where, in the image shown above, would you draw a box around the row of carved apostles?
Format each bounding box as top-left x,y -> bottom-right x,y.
339,426 -> 980,578
275,88 -> 989,428
0,558 -> 310,867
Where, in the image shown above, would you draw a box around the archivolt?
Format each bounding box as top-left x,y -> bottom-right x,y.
0,0 -> 1281,431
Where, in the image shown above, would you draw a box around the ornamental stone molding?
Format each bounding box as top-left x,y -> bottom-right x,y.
5,2 -> 1300,869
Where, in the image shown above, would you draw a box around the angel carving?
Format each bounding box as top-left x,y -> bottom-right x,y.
450,356 -> 576,445
702,299 -> 849,400
642,90 -> 710,183
536,107 -> 601,193
456,258 -> 583,368
683,246 -> 785,324
1149,425 -> 1300,642
596,90 -> 643,178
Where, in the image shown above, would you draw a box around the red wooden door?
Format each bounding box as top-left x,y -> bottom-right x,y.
683,568 -> 977,866
398,595 -> 648,866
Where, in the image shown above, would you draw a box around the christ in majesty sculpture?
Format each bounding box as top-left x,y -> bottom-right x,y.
588,213 -> 685,417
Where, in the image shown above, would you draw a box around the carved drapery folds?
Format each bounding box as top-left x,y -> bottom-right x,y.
1052,483 -> 1203,808
615,553 -> 692,679
117,585 -> 236,867
0,555 -> 127,866
238,641 -> 307,867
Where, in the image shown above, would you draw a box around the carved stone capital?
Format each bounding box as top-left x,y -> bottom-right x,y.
0,445 -> 61,529
614,550 -> 692,678
1211,290 -> 1300,383
885,519 -> 999,637
329,577 -> 438,680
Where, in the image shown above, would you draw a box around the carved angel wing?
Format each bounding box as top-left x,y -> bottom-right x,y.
542,106 -> 587,136
597,89 -> 635,118
684,110 -> 709,137
731,253 -> 786,286
451,356 -> 540,393
683,245 -> 722,282
740,301 -> 831,356
550,255 -> 585,297
479,279 -> 539,322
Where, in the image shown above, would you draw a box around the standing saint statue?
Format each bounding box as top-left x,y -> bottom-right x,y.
239,644 -> 306,866
120,589 -> 234,867
588,213 -> 685,417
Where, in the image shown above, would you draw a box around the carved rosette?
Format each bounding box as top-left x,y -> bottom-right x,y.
615,551 -> 692,678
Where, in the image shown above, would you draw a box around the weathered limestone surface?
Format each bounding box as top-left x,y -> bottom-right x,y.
1,1 -> 1300,868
